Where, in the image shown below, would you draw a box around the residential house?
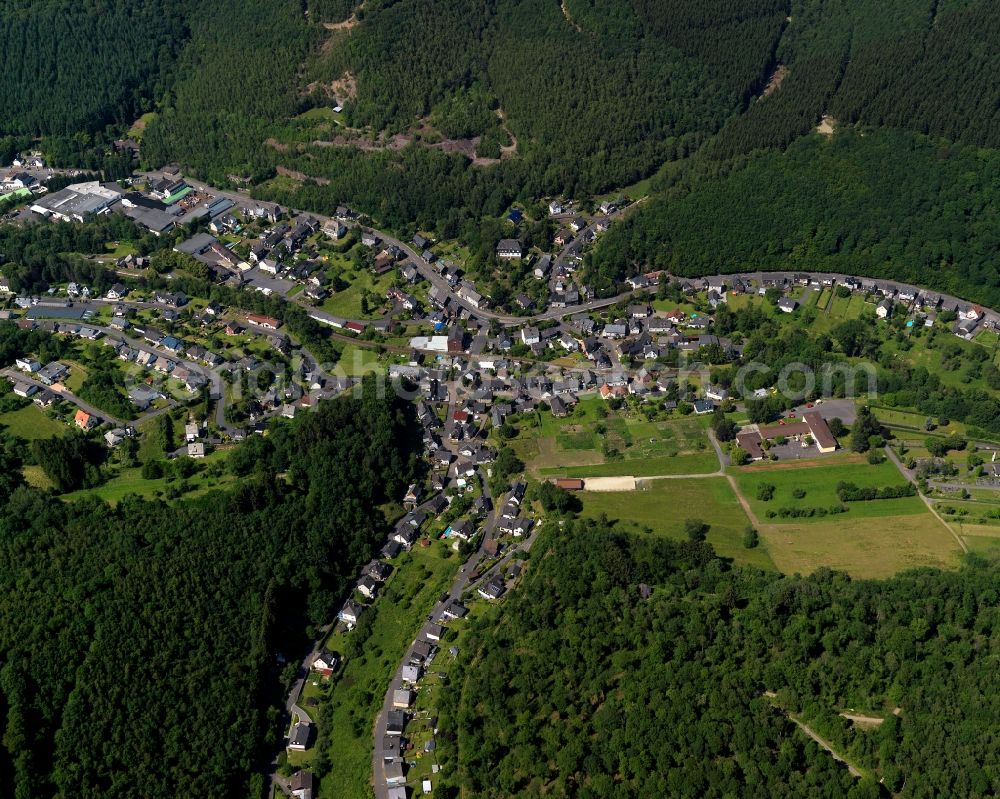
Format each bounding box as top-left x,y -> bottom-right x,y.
357,575 -> 379,600
478,578 -> 506,601
311,650 -> 339,679
338,600 -> 363,626
289,771 -> 315,799
74,409 -> 98,430
386,710 -> 406,736
287,722 -> 312,752
246,313 -> 280,330
496,239 -> 523,259
37,362 -> 69,385
402,664 -> 422,685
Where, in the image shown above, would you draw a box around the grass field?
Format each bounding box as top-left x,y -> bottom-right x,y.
541,450 -> 719,478
974,329 -> 1000,348
520,405 -> 717,478
871,406 -> 970,438
731,456 -> 923,522
62,451 -> 234,504
22,464 -> 54,489
320,264 -> 394,320
318,545 -> 460,799
0,404 -> 66,439
759,512 -> 962,578
578,477 -> 775,570
335,343 -> 384,376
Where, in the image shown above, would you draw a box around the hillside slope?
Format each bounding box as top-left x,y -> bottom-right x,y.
441,522 -> 1000,797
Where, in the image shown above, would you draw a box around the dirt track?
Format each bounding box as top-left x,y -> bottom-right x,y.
583,477 -> 636,491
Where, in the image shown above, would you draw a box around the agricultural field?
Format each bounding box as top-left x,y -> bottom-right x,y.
758,512 -> 962,579
731,455 -> 925,522
578,477 -> 774,570
315,544 -> 460,799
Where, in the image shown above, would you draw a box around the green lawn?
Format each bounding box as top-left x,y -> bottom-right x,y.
881,333 -> 997,396
336,343 -> 384,376
317,545 -> 460,799
63,362 -> 88,393
578,477 -> 775,570
104,240 -> 139,258
320,263 -> 394,320
730,457 -> 923,523
0,404 -> 66,439
540,450 -> 719,478
127,111 -> 157,139
137,416 -> 170,463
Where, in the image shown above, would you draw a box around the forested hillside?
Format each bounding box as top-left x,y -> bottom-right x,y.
0,0 -> 189,135
441,522 -> 1000,797
590,129 -> 1000,305
0,379 -> 420,799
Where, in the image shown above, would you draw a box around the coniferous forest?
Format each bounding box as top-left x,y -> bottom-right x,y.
8,1 -> 1000,305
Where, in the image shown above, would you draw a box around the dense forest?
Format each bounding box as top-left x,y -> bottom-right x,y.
0,0 -> 189,135
441,521 -> 1000,797
0,378 -> 421,799
590,129 -> 1000,305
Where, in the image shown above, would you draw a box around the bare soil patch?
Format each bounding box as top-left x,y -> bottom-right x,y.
734,453 -> 866,471
276,165 -> 330,185
839,712 -> 885,728
817,115 -> 837,137
323,16 -> 358,31
761,64 -> 789,98
583,476 -> 637,492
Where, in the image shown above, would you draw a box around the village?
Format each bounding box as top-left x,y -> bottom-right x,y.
6,158 -> 1000,798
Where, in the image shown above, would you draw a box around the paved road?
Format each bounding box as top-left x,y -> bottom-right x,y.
1,368 -> 125,426
140,170 -> 648,328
